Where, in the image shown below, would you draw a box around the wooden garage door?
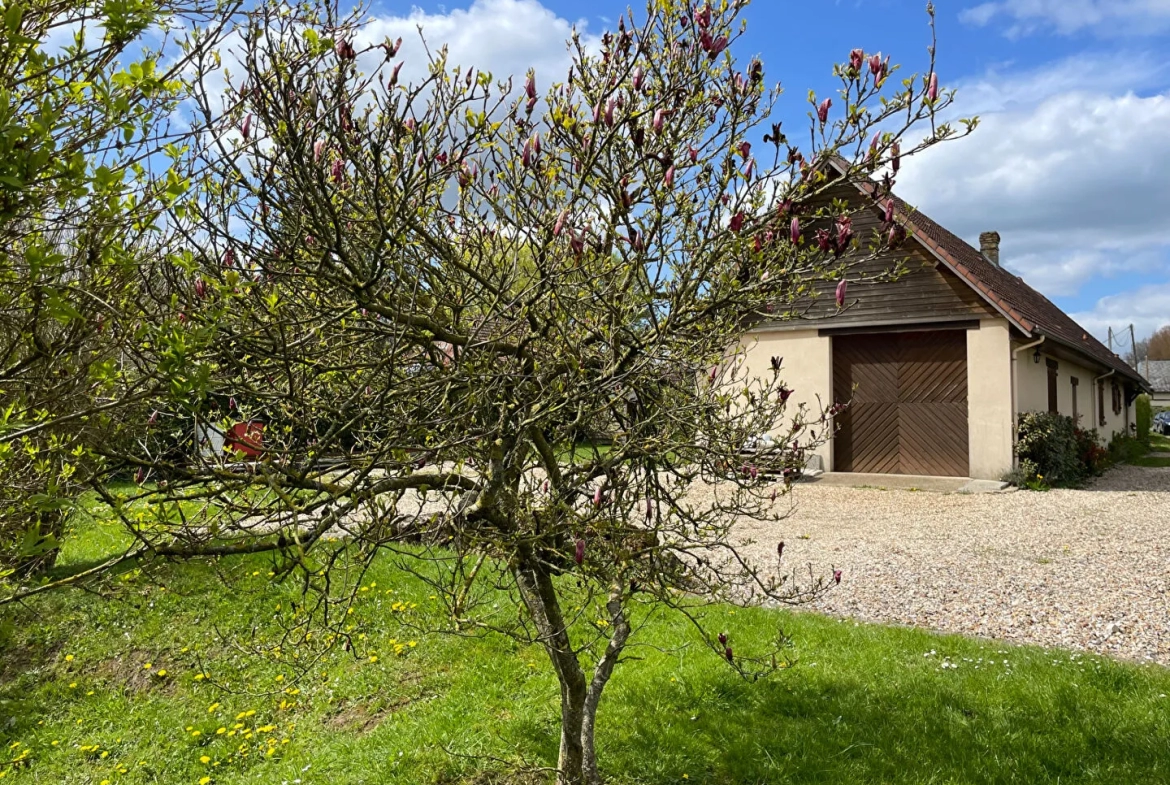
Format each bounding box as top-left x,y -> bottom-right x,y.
833,331 -> 969,477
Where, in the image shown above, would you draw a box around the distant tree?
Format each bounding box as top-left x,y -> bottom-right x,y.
1148,325 -> 1170,361
4,0 -> 972,782
1126,338 -> 1149,368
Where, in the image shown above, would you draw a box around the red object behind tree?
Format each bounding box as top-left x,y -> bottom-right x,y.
225,421 -> 264,458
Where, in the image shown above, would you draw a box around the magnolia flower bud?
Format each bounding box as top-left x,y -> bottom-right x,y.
335,39 -> 356,61
836,279 -> 848,308
724,646 -> 734,662
817,97 -> 832,124
664,165 -> 675,188
223,248 -> 235,267
331,158 -> 344,183
542,479 -> 550,493
884,199 -> 896,224
593,486 -> 603,507
147,410 -> 159,425
135,467 -> 146,484
834,569 -> 842,584
688,146 -> 698,163
632,66 -> 644,92
718,632 -> 727,646
574,538 -> 586,565
891,142 -> 901,174
770,355 -> 782,372
743,159 -> 754,181
927,72 -> 939,102
738,141 -> 751,159
194,279 -> 207,298
709,366 -> 718,384
729,212 -> 745,233
553,210 -> 567,237
850,48 -> 864,72
869,52 -> 883,76
403,117 -> 416,132
313,140 -> 325,163
779,387 -> 793,403
777,540 -> 784,557
652,108 -> 665,133
388,60 -> 404,88
790,216 -> 801,244
604,98 -> 616,127
241,114 -> 252,141
525,70 -> 536,100
646,498 -> 654,519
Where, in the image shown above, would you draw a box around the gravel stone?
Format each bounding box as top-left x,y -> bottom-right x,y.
730,464 -> 1170,665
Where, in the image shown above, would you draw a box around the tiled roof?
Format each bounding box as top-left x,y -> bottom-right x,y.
828,160 -> 1149,389
1144,360 -> 1170,392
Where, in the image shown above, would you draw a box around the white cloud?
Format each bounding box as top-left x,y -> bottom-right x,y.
960,0 -> 1170,37
1071,283 -> 1170,343
897,62 -> 1170,297
361,0 -> 596,91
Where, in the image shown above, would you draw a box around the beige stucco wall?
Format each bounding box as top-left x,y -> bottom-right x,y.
1014,346 -> 1132,442
967,321 -> 1015,480
738,329 -> 834,469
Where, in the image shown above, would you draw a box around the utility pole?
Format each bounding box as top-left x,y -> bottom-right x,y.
1130,324 -> 1137,370
1107,326 -> 1114,353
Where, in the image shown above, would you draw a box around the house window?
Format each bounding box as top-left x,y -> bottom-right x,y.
1098,378 -> 1106,426
1070,377 -> 1079,422
1046,359 -> 1059,414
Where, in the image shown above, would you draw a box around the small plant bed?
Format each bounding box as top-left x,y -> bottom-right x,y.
2,517 -> 1170,784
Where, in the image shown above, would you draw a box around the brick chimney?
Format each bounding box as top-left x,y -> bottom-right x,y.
980,231 -> 1001,266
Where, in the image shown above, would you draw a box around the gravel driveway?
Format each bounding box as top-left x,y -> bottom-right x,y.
734,465 -> 1170,665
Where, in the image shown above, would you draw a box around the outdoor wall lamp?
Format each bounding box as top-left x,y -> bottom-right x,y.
1033,348 -> 1042,364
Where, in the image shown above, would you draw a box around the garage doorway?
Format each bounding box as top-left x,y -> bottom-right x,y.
833,330 -> 969,477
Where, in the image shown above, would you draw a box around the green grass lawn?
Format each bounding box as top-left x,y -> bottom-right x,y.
3,504 -> 1170,784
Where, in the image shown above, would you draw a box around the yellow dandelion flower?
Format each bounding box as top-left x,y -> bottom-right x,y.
143,662 -> 152,669
191,730 -> 202,737
100,750 -> 109,758
208,702 -> 220,713
200,755 -> 211,764
87,691 -> 94,696
408,640 -> 417,648
216,727 -> 226,735
200,778 -> 212,785
68,682 -> 78,689
65,654 -> 74,662
274,675 -> 283,682
51,740 -> 59,746
157,669 -> 168,677
368,655 -> 378,663
194,673 -> 206,681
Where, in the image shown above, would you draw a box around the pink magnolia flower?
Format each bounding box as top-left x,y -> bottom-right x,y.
718,632 -> 727,646
194,279 -> 207,298
729,212 -> 745,233
604,98 -> 616,127
743,159 -> 754,181
770,355 -> 783,372
593,486 -> 603,507
223,248 -> 235,267
836,278 -> 848,308
724,646 -> 734,662
738,141 -> 751,159
553,210 -> 567,236
652,108 -> 665,133
147,410 -> 159,425
664,165 -> 675,188
135,467 -> 146,484
834,569 -> 843,584
575,538 -> 586,565
891,142 -> 901,174
869,52 -> 883,75
927,72 -> 939,102
313,140 -> 325,163
694,3 -> 711,29
779,387 -> 794,404
688,146 -> 699,163
525,71 -> 537,100
335,39 -> 356,60
777,540 -> 784,558
403,117 -> 416,132
632,66 -> 644,92
241,114 -> 252,140
388,60 -> 404,88
817,97 -> 832,124
790,216 -> 802,244
331,158 -> 344,183
850,48 -> 864,72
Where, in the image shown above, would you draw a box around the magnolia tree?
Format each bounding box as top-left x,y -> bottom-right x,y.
18,0 -> 970,781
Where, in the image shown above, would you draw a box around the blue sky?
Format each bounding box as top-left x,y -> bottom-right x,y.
357,0 -> 1170,343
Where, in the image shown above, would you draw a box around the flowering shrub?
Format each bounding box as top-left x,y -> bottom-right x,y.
1014,412 -> 1092,489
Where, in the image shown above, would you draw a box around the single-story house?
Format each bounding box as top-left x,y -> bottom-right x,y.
1143,360 -> 1170,408
740,160 -> 1151,481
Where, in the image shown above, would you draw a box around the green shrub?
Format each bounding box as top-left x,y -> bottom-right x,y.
1014,412 -> 1087,489
1108,433 -> 1149,464
1136,394 -> 1152,445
